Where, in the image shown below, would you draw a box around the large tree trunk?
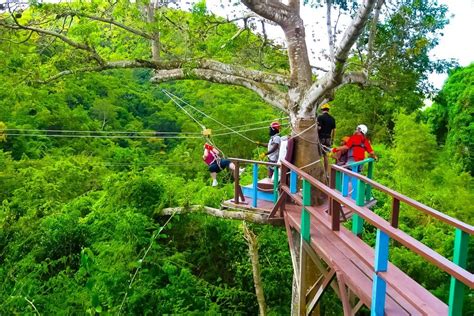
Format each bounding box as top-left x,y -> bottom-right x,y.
292,118 -> 326,206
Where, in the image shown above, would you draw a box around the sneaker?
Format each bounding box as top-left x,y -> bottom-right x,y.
239,168 -> 245,175
212,179 -> 218,187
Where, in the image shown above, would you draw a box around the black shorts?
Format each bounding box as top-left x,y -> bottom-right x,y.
319,137 -> 332,155
208,159 -> 231,173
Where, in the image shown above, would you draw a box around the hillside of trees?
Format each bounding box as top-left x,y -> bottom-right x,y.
0,1 -> 472,314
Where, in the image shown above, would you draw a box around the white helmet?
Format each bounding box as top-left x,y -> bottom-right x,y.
357,124 -> 368,135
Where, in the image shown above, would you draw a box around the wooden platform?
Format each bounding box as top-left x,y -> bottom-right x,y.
284,201 -> 448,315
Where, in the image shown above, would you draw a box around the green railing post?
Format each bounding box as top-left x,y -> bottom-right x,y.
352,179 -> 365,236
366,160 -> 374,202
448,228 -> 469,316
273,166 -> 279,203
301,179 -> 311,242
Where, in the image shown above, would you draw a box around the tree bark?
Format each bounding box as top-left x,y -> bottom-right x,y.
292,118 -> 326,205
243,222 -> 267,316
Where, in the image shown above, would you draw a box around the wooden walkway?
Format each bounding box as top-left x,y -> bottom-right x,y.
225,158 -> 473,315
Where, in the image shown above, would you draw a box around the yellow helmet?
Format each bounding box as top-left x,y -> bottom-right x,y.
321,103 -> 330,110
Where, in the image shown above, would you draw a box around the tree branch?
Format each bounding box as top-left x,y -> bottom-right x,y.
0,19 -> 104,64
161,205 -> 275,224
301,0 -> 377,113
151,67 -> 288,111
326,0 -> 335,63
241,0 -> 293,26
72,11 -> 154,40
366,0 -> 384,72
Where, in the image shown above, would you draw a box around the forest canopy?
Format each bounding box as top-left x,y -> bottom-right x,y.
0,0 -> 472,314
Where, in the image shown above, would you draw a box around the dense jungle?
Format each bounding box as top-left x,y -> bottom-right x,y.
0,0 -> 472,314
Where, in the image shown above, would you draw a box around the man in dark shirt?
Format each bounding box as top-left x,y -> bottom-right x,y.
317,103 -> 336,154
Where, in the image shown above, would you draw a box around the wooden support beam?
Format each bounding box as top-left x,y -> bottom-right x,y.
307,269 -> 336,314
391,197 -> 400,228
336,272 -> 352,316
234,161 -> 240,204
268,192 -> 286,218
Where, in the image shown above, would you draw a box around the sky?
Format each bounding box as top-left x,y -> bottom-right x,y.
197,0 -> 474,92
429,0 -> 474,89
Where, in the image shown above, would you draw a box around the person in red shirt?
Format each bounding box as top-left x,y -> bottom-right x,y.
203,143 -> 244,187
331,124 -> 377,171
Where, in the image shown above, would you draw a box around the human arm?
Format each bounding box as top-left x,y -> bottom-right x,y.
364,139 -> 378,160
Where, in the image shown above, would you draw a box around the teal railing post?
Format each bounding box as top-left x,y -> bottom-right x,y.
301,179 -> 311,242
352,179 -> 365,236
371,229 -> 389,316
351,165 -> 358,200
273,166 -> 279,203
252,163 -> 258,208
448,229 -> 469,316
290,170 -> 298,194
335,170 -> 342,192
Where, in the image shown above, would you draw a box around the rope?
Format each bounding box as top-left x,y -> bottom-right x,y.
162,90 -> 207,131
3,119 -> 287,136
3,133 -> 203,139
3,129 -> 200,135
162,89 -> 259,144
119,210 -> 178,314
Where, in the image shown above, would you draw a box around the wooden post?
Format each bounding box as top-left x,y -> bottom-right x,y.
290,170 -> 298,194
233,160 -> 240,204
273,166 -> 279,203
371,229 -> 389,316
391,198 -> 400,228
352,179 -> 365,236
448,229 -> 469,316
252,163 -> 258,208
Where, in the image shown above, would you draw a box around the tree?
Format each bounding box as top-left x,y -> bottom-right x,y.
0,0 -> 452,203
426,64 -> 474,174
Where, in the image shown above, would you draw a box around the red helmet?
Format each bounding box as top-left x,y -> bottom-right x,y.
270,122 -> 280,131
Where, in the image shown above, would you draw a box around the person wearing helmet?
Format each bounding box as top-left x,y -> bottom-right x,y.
203,143 -> 244,186
317,103 -> 336,153
259,122 -> 281,178
331,124 -> 377,171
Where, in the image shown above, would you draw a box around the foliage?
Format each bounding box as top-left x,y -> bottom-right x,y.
0,1 -> 472,314
425,64 -> 474,174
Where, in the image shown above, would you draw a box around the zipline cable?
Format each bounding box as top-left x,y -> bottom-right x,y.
162,89 -> 207,131
2,124 -> 282,139
162,89 -> 261,144
3,118 -> 288,135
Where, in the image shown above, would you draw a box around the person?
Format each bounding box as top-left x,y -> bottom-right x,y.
259,122 -> 281,178
332,136 -> 350,166
317,103 -> 336,153
203,143 -> 243,187
331,124 -> 377,172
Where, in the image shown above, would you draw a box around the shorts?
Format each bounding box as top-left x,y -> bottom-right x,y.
208,159 -> 231,173
319,137 -> 332,155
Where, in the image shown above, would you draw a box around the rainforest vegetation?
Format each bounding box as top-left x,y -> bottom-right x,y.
0,0 -> 472,314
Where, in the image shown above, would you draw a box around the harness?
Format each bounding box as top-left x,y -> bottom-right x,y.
348,136 -> 366,159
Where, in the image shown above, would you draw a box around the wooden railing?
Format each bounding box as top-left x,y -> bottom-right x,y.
279,159 -> 473,316
330,163 -> 473,316
229,158 -> 279,208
